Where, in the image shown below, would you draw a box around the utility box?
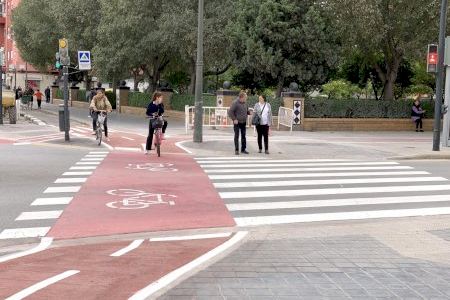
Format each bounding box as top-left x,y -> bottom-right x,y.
58,104 -> 69,132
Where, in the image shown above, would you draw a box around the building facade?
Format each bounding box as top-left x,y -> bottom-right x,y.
4,0 -> 55,91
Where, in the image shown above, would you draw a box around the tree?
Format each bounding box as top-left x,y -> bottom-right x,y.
322,80 -> 360,99
12,0 -> 59,71
160,0 -> 235,94
327,0 -> 439,100
227,0 -> 340,97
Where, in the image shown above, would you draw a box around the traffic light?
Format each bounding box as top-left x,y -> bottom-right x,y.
427,44 -> 438,73
58,38 -> 70,66
55,52 -> 61,70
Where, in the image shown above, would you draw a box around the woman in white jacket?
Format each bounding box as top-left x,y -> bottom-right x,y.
253,95 -> 272,154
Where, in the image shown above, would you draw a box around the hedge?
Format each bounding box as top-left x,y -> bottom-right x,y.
305,98 -> 435,119
129,92 -> 151,108
105,91 -> 116,109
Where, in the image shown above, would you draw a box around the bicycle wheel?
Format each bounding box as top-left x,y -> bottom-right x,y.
156,143 -> 161,157
154,130 -> 161,157
97,126 -> 103,146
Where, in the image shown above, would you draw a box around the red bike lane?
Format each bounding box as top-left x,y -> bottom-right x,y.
48,139 -> 235,239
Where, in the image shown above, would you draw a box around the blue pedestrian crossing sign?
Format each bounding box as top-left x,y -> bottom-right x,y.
78,51 -> 91,70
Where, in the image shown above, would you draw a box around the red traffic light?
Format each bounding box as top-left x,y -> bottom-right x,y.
427,44 -> 438,73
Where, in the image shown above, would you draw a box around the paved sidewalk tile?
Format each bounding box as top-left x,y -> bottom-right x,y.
159,234 -> 450,300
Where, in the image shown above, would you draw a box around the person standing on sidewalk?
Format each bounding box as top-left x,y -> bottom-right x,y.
229,91 -> 250,155
253,95 -> 272,154
34,89 -> 44,110
411,99 -> 426,132
44,86 -> 51,103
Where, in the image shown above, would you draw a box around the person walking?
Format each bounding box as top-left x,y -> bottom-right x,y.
44,86 -> 51,103
253,95 -> 272,154
229,91 -> 250,155
34,89 -> 44,109
411,99 -> 426,132
145,92 -> 168,154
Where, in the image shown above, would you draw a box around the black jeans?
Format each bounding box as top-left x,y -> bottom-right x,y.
256,124 -> 269,151
146,119 -> 168,150
37,100 -> 42,109
46,96 -> 50,103
93,113 -> 108,137
415,118 -> 423,129
234,123 -> 247,152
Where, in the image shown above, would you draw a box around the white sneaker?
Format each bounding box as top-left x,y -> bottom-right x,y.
144,150 -> 149,155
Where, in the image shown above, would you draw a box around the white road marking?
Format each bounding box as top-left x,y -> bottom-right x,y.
16,211 -> 63,221
234,207 -> 450,227
206,166 -> 414,174
13,142 -> 32,146
115,147 -> 141,152
54,178 -> 87,184
76,162 -> 101,165
150,233 -> 233,242
31,197 -> 73,206
209,171 -> 430,180
110,239 -> 145,257
44,186 -> 81,193
63,171 -> 93,176
202,162 -> 399,168
198,159 -> 355,164
195,157 -> 267,160
174,141 -> 193,154
85,155 -> 107,158
227,194 -> 450,211
121,136 -> 135,141
81,158 -> 104,161
128,232 -> 248,300
0,237 -> 53,263
220,184 -> 450,199
70,166 -> 97,170
89,151 -> 109,154
0,227 -> 51,239
214,177 -> 447,189
5,270 -> 80,300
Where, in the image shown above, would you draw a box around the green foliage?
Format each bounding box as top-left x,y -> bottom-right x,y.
105,91 -> 116,109
170,94 -> 217,111
78,89 -> 87,102
56,89 -> 63,99
322,80 -> 360,99
305,98 -> 434,119
228,0 -> 340,96
129,92 -> 152,108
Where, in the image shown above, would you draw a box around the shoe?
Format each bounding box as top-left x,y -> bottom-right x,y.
235,151 -> 239,155
416,130 -> 419,132
241,150 -> 249,154
259,149 -> 262,153
265,150 -> 270,155
144,150 -> 149,155
106,137 -> 111,142
92,131 -> 96,135
161,134 -> 166,140
420,130 -> 424,132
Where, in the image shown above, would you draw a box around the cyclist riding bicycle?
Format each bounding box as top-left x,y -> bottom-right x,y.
145,92 -> 168,155
90,89 -> 113,141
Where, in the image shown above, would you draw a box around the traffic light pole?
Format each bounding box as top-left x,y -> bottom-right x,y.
433,0 -> 448,151
0,69 -> 3,125
63,65 -> 70,141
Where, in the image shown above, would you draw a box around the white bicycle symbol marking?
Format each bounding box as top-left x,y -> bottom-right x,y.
126,163 -> 178,172
106,189 -> 177,210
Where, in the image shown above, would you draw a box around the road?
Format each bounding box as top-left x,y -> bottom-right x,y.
3,105 -> 450,299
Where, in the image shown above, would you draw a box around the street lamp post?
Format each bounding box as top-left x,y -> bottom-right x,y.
193,0 -> 204,143
433,0 -> 448,151
0,67 -> 3,125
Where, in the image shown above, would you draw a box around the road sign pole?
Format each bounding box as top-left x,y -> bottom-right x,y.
443,65 -> 450,147
0,68 -> 3,125
63,65 -> 70,141
193,0 -> 204,143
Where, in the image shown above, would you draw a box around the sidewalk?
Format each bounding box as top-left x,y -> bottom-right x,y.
160,215 -> 450,300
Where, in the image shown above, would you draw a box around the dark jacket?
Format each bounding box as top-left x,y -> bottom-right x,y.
228,99 -> 249,123
45,88 -> 50,97
146,102 -> 164,117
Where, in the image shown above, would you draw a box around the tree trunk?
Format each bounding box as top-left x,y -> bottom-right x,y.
188,62 -> 196,95
84,74 -> 91,91
276,77 -> 284,98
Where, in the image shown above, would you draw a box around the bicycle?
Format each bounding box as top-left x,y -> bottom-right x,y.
95,111 -> 107,146
149,115 -> 166,157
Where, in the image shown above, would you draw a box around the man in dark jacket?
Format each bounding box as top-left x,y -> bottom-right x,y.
228,91 -> 250,155
44,87 -> 51,103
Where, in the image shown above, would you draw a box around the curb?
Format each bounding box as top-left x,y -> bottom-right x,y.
389,154 -> 450,160
22,114 -> 46,126
37,108 -> 91,127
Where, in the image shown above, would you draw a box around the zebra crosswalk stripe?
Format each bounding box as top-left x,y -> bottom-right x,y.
197,157 -> 450,226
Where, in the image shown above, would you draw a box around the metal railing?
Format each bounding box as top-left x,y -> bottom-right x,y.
278,106 -> 294,132
185,105 -> 254,133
